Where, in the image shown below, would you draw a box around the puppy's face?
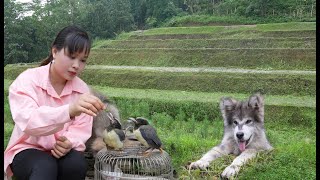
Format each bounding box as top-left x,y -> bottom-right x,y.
220,93 -> 264,152
232,112 -> 255,152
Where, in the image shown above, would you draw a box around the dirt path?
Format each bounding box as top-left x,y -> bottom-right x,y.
86,65 -> 315,75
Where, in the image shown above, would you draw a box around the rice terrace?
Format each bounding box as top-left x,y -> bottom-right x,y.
4,22 -> 316,179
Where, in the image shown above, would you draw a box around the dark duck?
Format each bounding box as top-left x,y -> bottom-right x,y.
128,117 -> 163,155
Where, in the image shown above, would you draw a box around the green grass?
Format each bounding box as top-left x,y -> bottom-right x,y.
159,117 -> 315,179
80,70 -> 315,96
257,22 -> 316,31
102,22 -> 316,41
127,30 -> 316,40
4,78 -> 316,126
92,38 -> 113,49
91,84 -> 315,108
4,92 -> 14,148
96,38 -> 316,49
5,21 -> 316,179
135,22 -> 316,36
103,22 -> 315,42
4,100 -> 315,179
7,47 -> 316,72
140,26 -> 227,35
164,15 -> 260,26
4,78 -> 316,108
4,79 -> 316,179
4,66 -> 316,96
164,15 -> 316,27
91,31 -> 138,47
87,48 -> 316,70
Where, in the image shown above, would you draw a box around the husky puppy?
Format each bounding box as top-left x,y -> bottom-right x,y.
85,89 -> 122,156
189,93 -> 273,178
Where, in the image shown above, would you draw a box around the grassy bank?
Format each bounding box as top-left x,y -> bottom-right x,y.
7,48 -> 316,70
127,30 -> 316,40
4,79 -> 316,131
97,22 -> 315,42
4,66 -> 316,96
135,22 -> 316,36
87,48 -> 316,70
163,15 -> 316,27
4,81 -> 316,179
95,38 -> 316,49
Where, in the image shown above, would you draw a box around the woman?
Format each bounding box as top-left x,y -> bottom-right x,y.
4,25 -> 105,180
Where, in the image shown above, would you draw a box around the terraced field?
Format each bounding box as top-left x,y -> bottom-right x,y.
4,22 -> 316,179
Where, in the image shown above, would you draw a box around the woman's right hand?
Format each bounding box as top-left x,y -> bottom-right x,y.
69,93 -> 106,118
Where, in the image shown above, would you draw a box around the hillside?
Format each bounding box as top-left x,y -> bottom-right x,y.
4,22 -> 316,179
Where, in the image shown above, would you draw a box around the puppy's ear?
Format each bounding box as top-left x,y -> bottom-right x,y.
220,97 -> 237,111
248,93 -> 264,110
220,97 -> 237,124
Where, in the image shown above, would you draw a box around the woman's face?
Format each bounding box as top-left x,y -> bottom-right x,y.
51,47 -> 88,82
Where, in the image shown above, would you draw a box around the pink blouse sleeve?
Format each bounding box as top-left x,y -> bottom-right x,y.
9,79 -> 72,137
61,113 -> 93,151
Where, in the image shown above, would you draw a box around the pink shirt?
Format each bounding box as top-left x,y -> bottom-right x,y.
4,63 -> 93,177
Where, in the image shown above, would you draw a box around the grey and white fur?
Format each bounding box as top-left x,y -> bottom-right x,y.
189,93 -> 273,178
85,89 -> 122,156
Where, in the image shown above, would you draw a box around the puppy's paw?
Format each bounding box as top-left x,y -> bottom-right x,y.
188,159 -> 210,170
221,165 -> 240,179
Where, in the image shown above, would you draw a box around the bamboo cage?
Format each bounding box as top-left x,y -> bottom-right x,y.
94,138 -> 173,180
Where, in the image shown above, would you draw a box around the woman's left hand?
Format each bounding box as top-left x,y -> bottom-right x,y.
51,136 -> 72,158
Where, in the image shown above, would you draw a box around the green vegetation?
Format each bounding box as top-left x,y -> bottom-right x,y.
80,69 -> 315,96
4,91 -> 14,148
89,48 -> 315,70
107,22 -> 315,41
95,38 -> 316,49
4,66 -> 316,96
257,22 -> 316,31
5,0 -> 316,65
138,22 -> 316,36
4,81 -> 316,179
165,15 -> 316,27
4,21 -> 315,179
86,23 -> 317,72
164,15 -> 262,26
127,30 -> 315,40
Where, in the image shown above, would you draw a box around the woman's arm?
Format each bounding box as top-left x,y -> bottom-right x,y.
9,79 -> 72,137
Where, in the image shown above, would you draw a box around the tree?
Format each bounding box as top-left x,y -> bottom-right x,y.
83,0 -> 134,39
146,0 -> 180,27
129,0 -> 147,29
4,0 -> 29,65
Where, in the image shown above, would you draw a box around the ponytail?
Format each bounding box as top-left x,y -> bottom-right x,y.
39,54 -> 53,66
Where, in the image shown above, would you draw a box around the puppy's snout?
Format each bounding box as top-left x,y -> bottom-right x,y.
236,132 -> 244,139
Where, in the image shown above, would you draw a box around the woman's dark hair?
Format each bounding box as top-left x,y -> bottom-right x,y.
39,25 -> 91,66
